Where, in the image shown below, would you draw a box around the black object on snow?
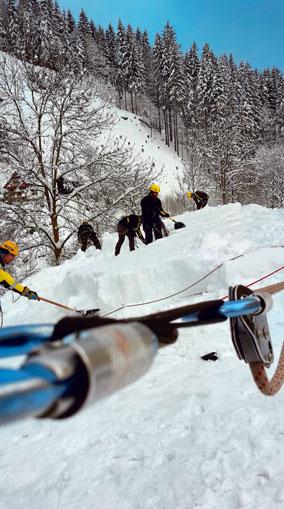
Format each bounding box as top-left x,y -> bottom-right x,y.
201,352 -> 218,361
174,221 -> 186,230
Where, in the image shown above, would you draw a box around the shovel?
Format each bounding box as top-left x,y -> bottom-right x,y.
39,296 -> 100,316
170,217 -> 186,230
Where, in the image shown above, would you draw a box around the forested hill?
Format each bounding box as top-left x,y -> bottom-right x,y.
0,0 -> 283,208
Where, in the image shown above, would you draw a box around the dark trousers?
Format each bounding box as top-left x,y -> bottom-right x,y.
79,232 -> 101,252
143,222 -> 163,244
161,221 -> 169,237
115,224 -> 135,255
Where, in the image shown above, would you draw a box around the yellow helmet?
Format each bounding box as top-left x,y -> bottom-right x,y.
0,240 -> 19,256
187,191 -> 193,200
149,183 -> 160,193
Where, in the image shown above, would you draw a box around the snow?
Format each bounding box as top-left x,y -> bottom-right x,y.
0,202 -> 284,508
103,106 -> 185,197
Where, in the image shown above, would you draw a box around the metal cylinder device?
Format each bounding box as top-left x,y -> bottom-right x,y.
23,322 -> 158,419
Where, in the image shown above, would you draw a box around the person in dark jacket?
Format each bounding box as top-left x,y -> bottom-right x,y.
187,190 -> 209,210
115,214 -> 145,256
141,184 -> 170,244
78,222 -> 101,252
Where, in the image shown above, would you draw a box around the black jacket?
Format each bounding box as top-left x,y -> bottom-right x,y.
118,215 -> 144,240
193,191 -> 208,201
119,214 -> 140,230
78,223 -> 95,238
141,194 -> 168,225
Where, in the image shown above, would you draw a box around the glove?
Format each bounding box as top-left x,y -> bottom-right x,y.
22,286 -> 40,301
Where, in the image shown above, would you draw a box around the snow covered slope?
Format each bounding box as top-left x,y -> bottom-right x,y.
0,203 -> 284,509
107,106 -> 185,196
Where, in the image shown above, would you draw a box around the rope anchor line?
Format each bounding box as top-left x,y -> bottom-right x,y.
102,250 -> 284,317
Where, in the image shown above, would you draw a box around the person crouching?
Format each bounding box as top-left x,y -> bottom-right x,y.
115,214 -> 145,256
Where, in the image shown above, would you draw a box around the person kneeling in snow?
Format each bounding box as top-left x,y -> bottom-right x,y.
78,221 -> 101,252
0,240 -> 39,301
115,214 -> 145,256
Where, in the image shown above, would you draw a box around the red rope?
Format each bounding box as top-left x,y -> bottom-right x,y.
221,265 -> 284,300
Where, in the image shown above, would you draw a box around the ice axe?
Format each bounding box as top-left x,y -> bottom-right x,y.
39,296 -> 100,317
169,216 -> 186,230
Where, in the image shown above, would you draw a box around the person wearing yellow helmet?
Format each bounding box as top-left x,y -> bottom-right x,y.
0,240 -> 19,257
149,183 -> 161,193
0,240 -> 39,301
140,183 -> 170,244
187,190 -> 209,210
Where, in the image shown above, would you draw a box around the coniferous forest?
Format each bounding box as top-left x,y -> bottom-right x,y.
0,0 -> 283,267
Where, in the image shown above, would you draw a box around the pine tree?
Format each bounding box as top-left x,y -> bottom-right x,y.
6,0 -> 20,56
236,63 -> 262,161
141,30 -> 153,99
65,9 -> 75,34
105,23 -> 117,85
196,43 -> 217,135
50,1 -> 67,68
37,0 -> 54,67
152,33 -> 164,133
124,25 -> 145,112
184,42 -> 200,130
76,8 -> 90,69
160,22 -> 185,152
116,19 -> 127,107
0,0 -> 7,51
208,55 -> 246,203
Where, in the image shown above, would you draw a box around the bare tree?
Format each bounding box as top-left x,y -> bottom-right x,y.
0,54 -> 154,264
251,145 -> 284,208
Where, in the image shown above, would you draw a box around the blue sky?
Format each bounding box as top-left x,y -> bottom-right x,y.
58,0 -> 284,72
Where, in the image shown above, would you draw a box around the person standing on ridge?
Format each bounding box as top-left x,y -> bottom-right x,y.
187,190 -> 209,210
78,221 -> 101,252
114,214 -> 145,256
141,184 -> 170,244
0,240 -> 39,300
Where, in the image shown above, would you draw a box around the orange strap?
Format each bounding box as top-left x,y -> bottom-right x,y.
249,281 -> 284,395
249,344 -> 284,395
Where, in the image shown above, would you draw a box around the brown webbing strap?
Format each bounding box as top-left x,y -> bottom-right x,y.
249,280 -> 284,395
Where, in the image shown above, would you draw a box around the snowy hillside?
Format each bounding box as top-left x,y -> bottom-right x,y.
108,106 -> 185,196
0,92 -> 185,199
1,203 -> 284,509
